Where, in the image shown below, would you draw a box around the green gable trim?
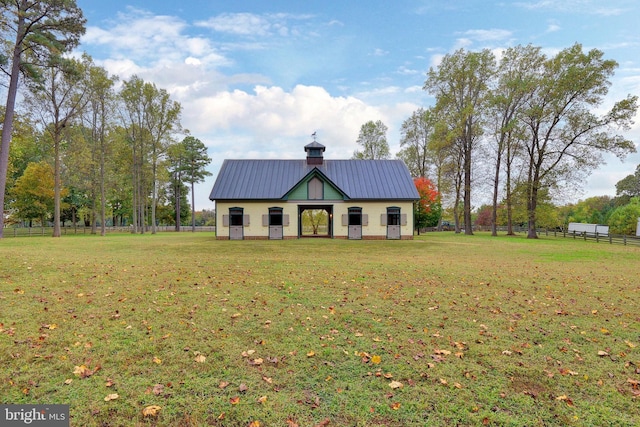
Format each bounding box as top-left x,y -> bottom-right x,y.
285,169 -> 348,201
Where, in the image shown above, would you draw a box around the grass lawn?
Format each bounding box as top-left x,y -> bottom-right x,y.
1,232 -> 639,426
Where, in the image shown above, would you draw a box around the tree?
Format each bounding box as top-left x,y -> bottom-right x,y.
166,141 -> 187,230
352,120 -> 390,160
24,56 -> 89,237
119,76 -> 181,234
79,58 -> 118,235
413,177 -> 441,232
144,83 -> 181,234
397,108 -> 434,178
564,196 -> 616,225
519,43 -> 638,238
424,48 -> 496,235
11,161 -> 58,225
615,165 -> 640,200
0,0 -> 85,236
608,197 -> 640,235
181,136 -> 211,231
487,45 -> 541,236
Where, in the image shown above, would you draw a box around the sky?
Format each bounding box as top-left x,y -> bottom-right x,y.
73,0 -> 640,211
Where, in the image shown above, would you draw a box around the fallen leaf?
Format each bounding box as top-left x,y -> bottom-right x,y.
195,354 -> 206,363
104,393 -> 119,402
307,351 -> 315,357
390,402 -> 401,410
239,383 -> 248,392
73,365 -> 95,379
597,351 -> 609,357
219,381 -> 230,389
286,419 -> 299,427
64,379 -> 73,385
153,356 -> 162,364
142,405 -> 161,417
229,396 -> 240,405
248,421 -> 260,427
371,355 -> 381,365
262,376 -> 273,384
389,380 -> 403,389
152,384 -> 164,395
257,395 -> 268,403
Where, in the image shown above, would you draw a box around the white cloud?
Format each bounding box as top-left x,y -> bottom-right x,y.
545,23 -> 561,33
195,12 -> 315,38
458,29 -> 513,42
82,7 -> 228,70
196,12 -> 273,37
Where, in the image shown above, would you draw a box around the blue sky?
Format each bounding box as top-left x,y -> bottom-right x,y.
74,0 -> 640,210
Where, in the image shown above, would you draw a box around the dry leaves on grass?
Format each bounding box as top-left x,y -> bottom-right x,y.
73,364 -> 99,379
142,405 -> 161,417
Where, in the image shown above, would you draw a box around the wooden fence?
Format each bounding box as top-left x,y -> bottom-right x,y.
539,229 -> 640,247
2,226 -> 216,237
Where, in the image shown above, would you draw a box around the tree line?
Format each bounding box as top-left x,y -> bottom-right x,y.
0,1 -> 211,238
352,45 -> 638,238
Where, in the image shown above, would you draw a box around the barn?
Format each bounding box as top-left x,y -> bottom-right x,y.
209,141 -> 419,240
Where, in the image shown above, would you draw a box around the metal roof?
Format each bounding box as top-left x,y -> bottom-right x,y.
209,159 -> 419,201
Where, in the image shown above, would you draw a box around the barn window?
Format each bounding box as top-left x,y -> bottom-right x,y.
308,177 -> 323,200
387,207 -> 401,226
269,208 -> 283,226
229,208 -> 244,226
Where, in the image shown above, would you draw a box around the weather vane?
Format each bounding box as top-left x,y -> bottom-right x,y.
311,131 -> 317,142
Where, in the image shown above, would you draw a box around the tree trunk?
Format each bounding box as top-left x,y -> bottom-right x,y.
53,133 -> 62,237
0,14 -> 24,237
463,142 -> 473,235
99,106 -> 106,236
191,181 -> 196,232
175,176 -> 181,232
491,149 -> 502,237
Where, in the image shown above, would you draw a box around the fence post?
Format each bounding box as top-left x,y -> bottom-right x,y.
624,235 -> 627,245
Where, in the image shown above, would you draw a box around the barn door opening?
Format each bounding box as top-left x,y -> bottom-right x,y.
386,207 -> 401,240
229,207 -> 244,240
299,205 -> 333,238
348,207 -> 362,240
268,207 -> 283,240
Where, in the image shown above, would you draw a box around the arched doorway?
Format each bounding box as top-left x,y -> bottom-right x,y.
298,205 -> 333,238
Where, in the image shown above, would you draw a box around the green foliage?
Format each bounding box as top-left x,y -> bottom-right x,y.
398,108 -> 434,177
608,197 -> 640,234
562,196 -> 616,226
0,0 -> 86,234
615,165 -> 640,198
10,161 -> 59,224
353,120 -> 390,160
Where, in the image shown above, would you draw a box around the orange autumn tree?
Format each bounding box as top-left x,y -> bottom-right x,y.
414,177 -> 441,232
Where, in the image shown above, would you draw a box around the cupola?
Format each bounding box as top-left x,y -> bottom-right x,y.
304,140 -> 325,166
